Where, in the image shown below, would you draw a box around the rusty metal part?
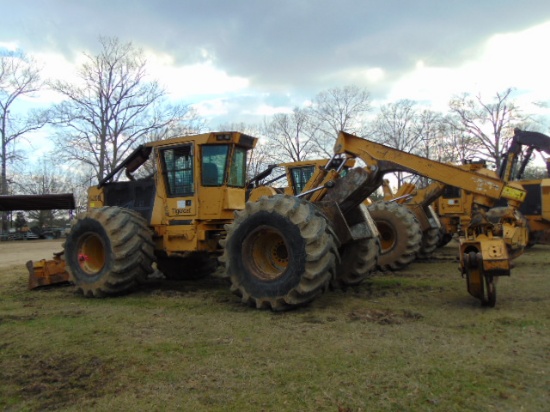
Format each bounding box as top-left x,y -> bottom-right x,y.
322,166 -> 383,215
27,252 -> 70,289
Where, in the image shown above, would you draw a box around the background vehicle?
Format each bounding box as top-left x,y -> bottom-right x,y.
497,129 -> 550,246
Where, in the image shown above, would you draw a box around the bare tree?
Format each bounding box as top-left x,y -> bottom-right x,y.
369,100 -> 421,149
13,158 -> 75,228
0,51 -> 49,231
145,110 -> 206,142
413,109 -> 445,159
309,85 -> 371,156
49,37 -> 201,182
437,119 -> 481,164
262,107 -> 317,163
449,88 -> 525,170
368,100 -> 424,187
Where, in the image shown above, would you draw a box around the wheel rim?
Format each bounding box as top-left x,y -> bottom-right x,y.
77,232 -> 106,275
242,225 -> 289,281
377,221 -> 396,253
464,251 -> 484,300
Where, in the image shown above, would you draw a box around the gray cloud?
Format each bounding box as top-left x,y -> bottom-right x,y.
2,0 -> 550,119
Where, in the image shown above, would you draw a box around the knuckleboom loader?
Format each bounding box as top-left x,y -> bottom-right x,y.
385,159 -> 528,260
222,131 -> 526,309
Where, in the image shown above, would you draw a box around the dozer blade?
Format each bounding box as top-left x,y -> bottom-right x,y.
27,252 -> 71,290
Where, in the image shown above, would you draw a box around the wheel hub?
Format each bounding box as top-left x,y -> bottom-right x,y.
242,226 -> 289,281
77,232 -> 106,275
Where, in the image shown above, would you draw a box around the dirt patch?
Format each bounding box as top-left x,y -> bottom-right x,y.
0,239 -> 65,270
1,354 -> 119,411
348,308 -> 424,324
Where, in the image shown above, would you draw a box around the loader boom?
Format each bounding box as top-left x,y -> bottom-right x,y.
334,131 -> 526,207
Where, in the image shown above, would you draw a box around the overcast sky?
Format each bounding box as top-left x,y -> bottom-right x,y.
2,0 -> 550,128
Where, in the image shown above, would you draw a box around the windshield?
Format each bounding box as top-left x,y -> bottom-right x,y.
202,145 -> 229,186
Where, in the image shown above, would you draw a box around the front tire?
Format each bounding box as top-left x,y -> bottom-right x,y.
222,195 -> 340,310
64,207 -> 155,297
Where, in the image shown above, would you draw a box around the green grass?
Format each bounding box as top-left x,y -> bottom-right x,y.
1,243 -> 549,411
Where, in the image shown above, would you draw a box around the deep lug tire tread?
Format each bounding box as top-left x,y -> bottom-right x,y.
222,195 -> 340,311
64,207 -> 155,297
367,201 -> 422,271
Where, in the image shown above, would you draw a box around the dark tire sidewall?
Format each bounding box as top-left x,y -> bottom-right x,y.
227,210 -> 307,298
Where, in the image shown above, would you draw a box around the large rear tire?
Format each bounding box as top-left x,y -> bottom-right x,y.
64,207 -> 155,297
222,195 -> 340,311
367,201 -> 422,271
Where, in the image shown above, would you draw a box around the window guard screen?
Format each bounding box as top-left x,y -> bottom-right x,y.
290,166 -> 315,194
162,145 -> 194,196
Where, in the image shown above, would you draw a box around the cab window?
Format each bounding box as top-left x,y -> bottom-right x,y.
202,145 -> 229,186
162,145 -> 194,196
290,166 -> 315,194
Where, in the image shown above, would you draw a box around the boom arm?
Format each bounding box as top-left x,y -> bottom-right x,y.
97,145 -> 153,188
333,131 -> 526,206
